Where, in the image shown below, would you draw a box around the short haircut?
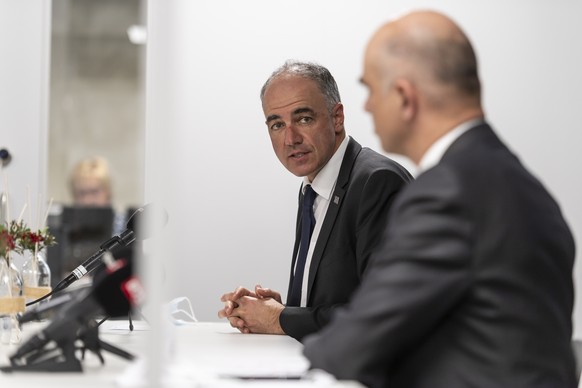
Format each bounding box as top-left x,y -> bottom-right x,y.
260,60 -> 342,112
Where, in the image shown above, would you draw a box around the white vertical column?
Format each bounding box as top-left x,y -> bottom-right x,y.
0,0 -> 51,228
142,1 -> 187,386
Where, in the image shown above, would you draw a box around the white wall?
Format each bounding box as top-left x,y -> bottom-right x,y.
0,1 -> 51,268
145,0 -> 582,335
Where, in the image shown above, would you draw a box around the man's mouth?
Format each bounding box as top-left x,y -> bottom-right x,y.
290,151 -> 309,159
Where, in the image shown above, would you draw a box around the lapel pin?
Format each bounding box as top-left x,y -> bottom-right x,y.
333,196 -> 340,205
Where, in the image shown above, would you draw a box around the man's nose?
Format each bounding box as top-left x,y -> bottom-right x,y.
284,124 -> 302,146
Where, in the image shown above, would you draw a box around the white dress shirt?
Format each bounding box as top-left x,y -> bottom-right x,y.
418,118 -> 485,174
295,136 -> 350,307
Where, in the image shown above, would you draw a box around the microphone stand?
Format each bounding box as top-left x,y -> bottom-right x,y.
1,318 -> 134,373
6,338 -> 83,372
97,307 -> 149,332
79,320 -> 135,363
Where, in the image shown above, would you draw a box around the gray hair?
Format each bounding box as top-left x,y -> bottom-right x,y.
260,60 -> 341,113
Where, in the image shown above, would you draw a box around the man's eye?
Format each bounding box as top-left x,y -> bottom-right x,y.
270,122 -> 284,131
298,116 -> 313,124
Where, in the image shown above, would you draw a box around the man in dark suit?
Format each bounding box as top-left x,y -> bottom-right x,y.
303,10 -> 577,388
218,61 -> 413,341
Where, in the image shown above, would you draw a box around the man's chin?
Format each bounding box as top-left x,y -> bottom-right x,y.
285,164 -> 315,179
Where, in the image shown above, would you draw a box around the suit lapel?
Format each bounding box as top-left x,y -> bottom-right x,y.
306,137 -> 362,301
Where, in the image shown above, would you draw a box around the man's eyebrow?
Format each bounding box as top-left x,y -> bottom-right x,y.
266,107 -> 315,124
359,77 -> 367,86
293,107 -> 315,115
266,114 -> 281,123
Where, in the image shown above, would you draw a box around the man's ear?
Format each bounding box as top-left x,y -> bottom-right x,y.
332,103 -> 345,133
394,78 -> 417,122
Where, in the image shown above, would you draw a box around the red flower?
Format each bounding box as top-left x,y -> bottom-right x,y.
6,220 -> 56,253
0,228 -> 16,257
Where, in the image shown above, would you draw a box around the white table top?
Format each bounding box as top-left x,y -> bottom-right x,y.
0,320 -> 363,387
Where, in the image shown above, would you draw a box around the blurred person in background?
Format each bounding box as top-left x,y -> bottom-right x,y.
70,156 -> 112,207
69,156 -> 125,235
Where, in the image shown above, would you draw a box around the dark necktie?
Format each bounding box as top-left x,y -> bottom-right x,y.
288,184 -> 316,307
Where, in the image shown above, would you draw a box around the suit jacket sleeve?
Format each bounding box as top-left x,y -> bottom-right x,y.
280,166 -> 412,341
303,166 -> 472,387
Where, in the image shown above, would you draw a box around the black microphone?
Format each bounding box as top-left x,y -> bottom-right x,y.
18,289 -> 85,324
10,260 -> 136,365
52,203 -> 167,293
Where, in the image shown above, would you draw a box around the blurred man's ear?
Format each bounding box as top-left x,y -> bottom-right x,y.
394,78 -> 417,122
333,103 -> 345,133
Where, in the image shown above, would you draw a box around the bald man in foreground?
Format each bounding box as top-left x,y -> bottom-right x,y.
303,10 -> 576,388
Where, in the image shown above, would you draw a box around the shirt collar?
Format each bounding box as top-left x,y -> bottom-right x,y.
302,136 -> 350,200
418,118 -> 485,173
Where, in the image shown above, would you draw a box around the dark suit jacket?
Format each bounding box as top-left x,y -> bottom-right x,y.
303,124 -> 577,388
279,137 -> 413,341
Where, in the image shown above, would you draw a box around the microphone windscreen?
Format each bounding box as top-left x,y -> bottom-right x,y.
91,262 -> 133,317
125,203 -> 168,241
